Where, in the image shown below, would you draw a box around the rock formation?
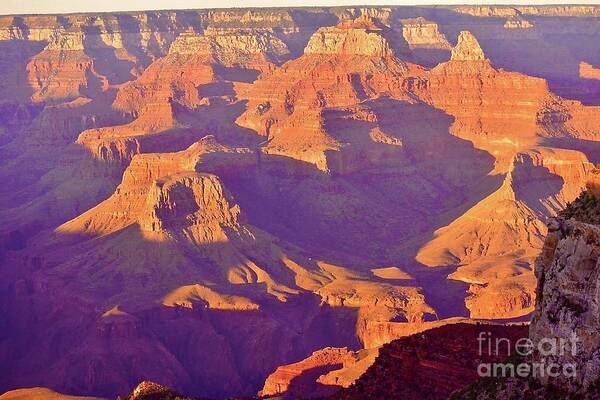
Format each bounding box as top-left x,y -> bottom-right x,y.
529,190 -> 600,395
400,17 -> 451,50
451,31 -> 486,61
304,16 -> 392,57
260,347 -> 373,398
329,323 -> 528,400
504,16 -> 534,29
417,147 -> 594,318
236,15 -> 414,171
580,61 -> 600,80
119,381 -> 203,400
451,184 -> 600,399
4,6 -> 600,400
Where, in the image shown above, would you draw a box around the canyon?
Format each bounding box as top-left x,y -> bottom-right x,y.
2,5 -> 600,399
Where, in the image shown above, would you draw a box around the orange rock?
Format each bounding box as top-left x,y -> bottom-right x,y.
260,347 -> 358,397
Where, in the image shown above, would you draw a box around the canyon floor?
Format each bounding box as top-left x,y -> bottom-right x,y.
2,4 -> 600,399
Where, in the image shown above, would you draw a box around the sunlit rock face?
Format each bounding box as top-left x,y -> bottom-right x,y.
3,5 -> 600,400
450,31 -> 486,61
448,184 -> 600,399
400,17 -> 451,50
529,185 -> 600,395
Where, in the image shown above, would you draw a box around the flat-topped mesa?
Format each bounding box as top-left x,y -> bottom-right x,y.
168,27 -> 290,66
399,17 -> 451,49
450,31 -> 486,61
304,16 -> 393,57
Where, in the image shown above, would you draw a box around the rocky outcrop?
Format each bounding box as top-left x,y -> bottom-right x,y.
529,200 -> 600,394
119,381 -> 203,400
168,27 -> 289,66
75,26 -> 290,163
304,16 -> 392,57
417,147 -> 593,319
399,17 -> 451,49
236,16 -> 412,171
57,136 -> 256,237
409,30 -> 556,153
26,31 -> 100,102
451,187 -> 600,399
329,323 -> 528,400
586,168 -> 600,199
450,31 -> 486,61
260,347 -> 364,398
580,62 -> 600,80
504,16 -> 534,29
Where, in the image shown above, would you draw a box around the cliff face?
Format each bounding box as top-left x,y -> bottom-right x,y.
235,15 -> 411,171
450,31 -> 486,61
448,188 -> 600,399
399,17 -> 450,50
529,193 -> 600,395
329,323 -> 528,400
417,148 -> 593,319
530,219 -> 600,396
304,16 -> 393,57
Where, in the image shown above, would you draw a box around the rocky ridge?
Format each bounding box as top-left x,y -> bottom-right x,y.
329,323 -> 528,400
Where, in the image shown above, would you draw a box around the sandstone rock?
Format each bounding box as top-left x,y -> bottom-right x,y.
457,202 -> 600,399
330,323 -> 528,400
530,218 -> 600,392
400,17 -> 451,49
586,167 -> 600,199
122,381 -> 202,400
453,6 -> 519,17
451,31 -> 486,61
5,7 -> 600,400
236,16 -> 412,171
418,148 -> 593,319
304,16 -> 392,57
168,27 -> 289,66
161,284 -> 259,311
26,37 -> 99,102
260,347 -> 359,398
57,136 -> 256,237
580,61 -> 600,80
